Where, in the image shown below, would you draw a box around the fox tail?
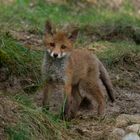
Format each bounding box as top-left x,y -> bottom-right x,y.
99,61 -> 115,102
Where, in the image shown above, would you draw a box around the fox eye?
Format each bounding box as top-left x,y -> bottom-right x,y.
61,45 -> 66,49
50,42 -> 55,47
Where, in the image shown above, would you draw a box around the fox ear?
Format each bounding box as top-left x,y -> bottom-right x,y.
45,20 -> 53,35
68,29 -> 78,42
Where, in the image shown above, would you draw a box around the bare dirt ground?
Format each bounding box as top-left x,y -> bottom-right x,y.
69,87 -> 140,139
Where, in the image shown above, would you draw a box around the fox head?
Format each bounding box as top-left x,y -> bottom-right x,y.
44,21 -> 78,59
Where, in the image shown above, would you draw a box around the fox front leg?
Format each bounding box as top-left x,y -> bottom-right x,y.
42,84 -> 51,107
64,84 -> 76,120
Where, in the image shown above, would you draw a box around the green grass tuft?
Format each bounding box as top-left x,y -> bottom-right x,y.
98,41 -> 140,66
3,97 -> 70,140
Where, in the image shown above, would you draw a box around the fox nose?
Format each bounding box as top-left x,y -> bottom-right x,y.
53,53 -> 58,58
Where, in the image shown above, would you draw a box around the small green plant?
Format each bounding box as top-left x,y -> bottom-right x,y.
14,94 -> 33,108
5,123 -> 31,140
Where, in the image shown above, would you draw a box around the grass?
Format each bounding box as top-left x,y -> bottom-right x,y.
14,93 -> 33,107
0,0 -> 140,140
97,41 -> 140,66
0,32 -> 42,94
0,32 -> 42,77
0,0 -> 139,73
0,0 -> 139,32
3,97 -> 69,140
6,123 -> 31,140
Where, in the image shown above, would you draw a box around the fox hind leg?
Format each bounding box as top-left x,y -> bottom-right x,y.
64,85 -> 82,120
71,85 -> 83,114
80,80 -> 106,116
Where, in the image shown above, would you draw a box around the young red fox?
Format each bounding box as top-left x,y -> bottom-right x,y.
42,21 -> 114,119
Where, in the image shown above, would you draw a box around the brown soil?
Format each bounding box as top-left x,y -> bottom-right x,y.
0,95 -> 21,140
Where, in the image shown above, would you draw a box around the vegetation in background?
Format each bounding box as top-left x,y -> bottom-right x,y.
97,41 -> 140,66
0,0 -> 139,77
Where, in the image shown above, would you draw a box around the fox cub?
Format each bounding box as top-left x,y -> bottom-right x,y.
42,21 -> 114,120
